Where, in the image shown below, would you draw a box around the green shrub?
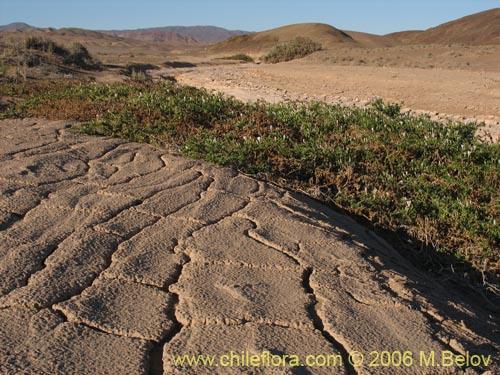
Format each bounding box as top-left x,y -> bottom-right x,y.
63,43 -> 101,70
262,37 -> 322,63
218,54 -> 254,63
129,69 -> 150,82
371,98 -> 402,118
123,64 -> 155,82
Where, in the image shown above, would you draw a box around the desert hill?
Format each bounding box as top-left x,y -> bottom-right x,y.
385,30 -> 423,44
401,8 -> 500,45
210,9 -> 500,56
0,22 -> 33,31
0,26 -> 180,66
210,23 -> 357,54
0,27 -> 150,48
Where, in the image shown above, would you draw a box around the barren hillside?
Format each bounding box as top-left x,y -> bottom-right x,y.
403,8 -> 500,45
384,30 -> 423,44
343,30 -> 398,47
0,27 -> 147,48
210,23 -> 356,55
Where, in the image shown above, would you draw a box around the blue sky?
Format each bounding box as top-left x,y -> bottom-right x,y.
0,0 -> 498,34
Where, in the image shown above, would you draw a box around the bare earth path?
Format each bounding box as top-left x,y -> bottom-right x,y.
0,119 -> 498,374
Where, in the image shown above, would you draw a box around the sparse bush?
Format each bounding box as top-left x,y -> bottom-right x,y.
123,63 -> 155,82
24,52 -> 42,68
164,61 -> 197,68
219,54 -> 254,63
129,69 -> 150,82
63,43 -> 101,70
262,37 -> 322,63
25,36 -> 69,57
160,75 -> 177,83
24,37 -> 101,70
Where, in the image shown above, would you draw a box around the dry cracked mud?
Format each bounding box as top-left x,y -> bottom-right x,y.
0,118 -> 498,375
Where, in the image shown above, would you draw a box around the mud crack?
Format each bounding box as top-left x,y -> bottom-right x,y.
147,253 -> 189,375
303,267 -> 358,375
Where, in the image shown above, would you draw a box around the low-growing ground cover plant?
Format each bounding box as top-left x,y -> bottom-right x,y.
1,80 -> 498,290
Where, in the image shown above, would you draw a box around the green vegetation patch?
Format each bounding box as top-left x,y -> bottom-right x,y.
262,37 -> 322,63
217,54 -> 254,63
1,81 -> 499,287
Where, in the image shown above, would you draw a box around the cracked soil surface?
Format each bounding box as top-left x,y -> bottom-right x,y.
0,119 -> 498,374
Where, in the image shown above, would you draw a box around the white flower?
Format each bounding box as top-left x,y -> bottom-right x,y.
403,197 -> 412,210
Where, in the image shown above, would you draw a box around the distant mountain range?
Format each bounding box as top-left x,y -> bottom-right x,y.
0,22 -> 250,45
0,22 -> 33,30
103,26 -> 249,44
102,29 -> 202,45
1,8 -> 499,48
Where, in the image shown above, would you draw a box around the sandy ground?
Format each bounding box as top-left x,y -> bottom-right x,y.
161,59 -> 500,141
0,119 -> 498,374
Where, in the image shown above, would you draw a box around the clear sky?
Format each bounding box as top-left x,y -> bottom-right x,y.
0,0 -> 498,35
